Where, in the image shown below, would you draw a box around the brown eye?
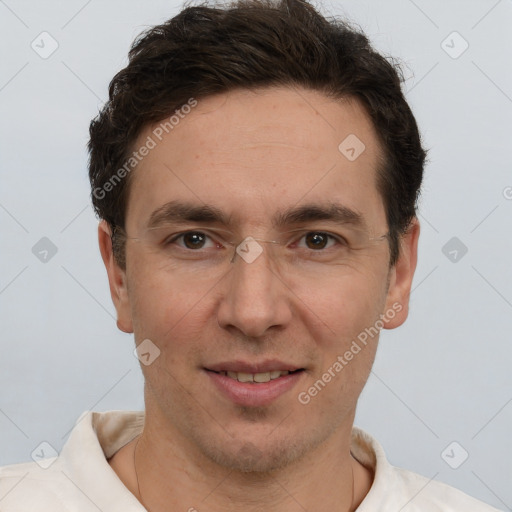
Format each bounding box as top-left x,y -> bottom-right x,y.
182,232 -> 207,249
304,232 -> 329,250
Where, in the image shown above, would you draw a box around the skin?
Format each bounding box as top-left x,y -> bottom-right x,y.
100,86 -> 420,511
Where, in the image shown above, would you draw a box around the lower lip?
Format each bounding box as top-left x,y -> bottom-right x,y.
205,370 -> 304,407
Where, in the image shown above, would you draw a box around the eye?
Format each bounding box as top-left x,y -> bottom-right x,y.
168,231 -> 217,250
298,232 -> 338,250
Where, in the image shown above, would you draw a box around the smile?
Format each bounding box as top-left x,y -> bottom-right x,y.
205,366 -> 305,407
215,370 -> 293,383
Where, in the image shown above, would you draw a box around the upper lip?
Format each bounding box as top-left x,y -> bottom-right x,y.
206,360 -> 303,374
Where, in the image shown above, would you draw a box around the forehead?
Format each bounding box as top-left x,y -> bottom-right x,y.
126,87 -> 385,232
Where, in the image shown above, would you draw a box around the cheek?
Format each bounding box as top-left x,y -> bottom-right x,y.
295,265 -> 388,392
298,297 -> 381,415
126,255 -> 214,344
298,267 -> 388,336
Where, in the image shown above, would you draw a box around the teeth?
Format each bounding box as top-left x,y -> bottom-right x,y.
254,372 -> 270,383
237,372 -> 254,383
223,370 -> 290,383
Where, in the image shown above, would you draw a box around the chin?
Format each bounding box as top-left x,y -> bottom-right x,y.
192,416 -> 338,475
204,438 -> 310,474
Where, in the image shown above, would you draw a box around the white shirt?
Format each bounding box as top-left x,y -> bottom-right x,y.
0,410 -> 501,511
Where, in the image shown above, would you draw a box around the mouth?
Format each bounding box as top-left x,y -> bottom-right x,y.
208,369 -> 303,383
204,363 -> 305,407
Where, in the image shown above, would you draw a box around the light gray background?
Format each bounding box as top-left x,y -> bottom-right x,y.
0,0 -> 511,509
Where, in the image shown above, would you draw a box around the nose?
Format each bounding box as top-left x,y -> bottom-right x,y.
216,243 -> 292,338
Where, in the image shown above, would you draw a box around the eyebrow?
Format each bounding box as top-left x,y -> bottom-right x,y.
146,200 -> 366,230
274,203 -> 366,230
147,201 -> 230,229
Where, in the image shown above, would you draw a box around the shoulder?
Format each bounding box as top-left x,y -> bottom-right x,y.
0,459 -> 76,510
390,465 -> 503,511
0,410 -> 144,511
351,427 -> 502,512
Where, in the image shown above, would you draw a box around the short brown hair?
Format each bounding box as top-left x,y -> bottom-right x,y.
88,0 -> 426,268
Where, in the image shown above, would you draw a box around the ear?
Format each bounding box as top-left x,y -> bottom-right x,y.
98,220 -> 133,333
382,218 -> 420,329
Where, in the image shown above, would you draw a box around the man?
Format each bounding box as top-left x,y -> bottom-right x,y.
0,0 -> 501,510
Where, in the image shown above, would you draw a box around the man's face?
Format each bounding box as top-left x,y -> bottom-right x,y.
101,87 -> 418,472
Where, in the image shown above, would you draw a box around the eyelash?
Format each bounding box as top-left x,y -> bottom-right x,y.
165,231 -> 346,250
166,231 -> 219,249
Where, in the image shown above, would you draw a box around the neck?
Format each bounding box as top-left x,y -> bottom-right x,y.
127,415 -> 371,512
